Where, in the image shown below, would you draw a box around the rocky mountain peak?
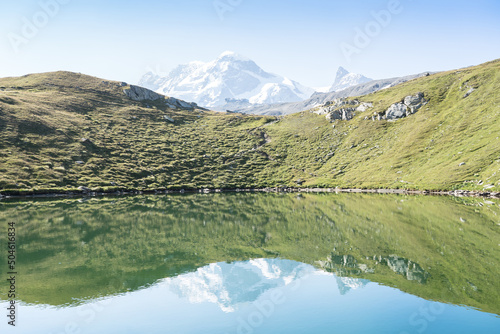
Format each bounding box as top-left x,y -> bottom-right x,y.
335,66 -> 350,81
329,67 -> 372,93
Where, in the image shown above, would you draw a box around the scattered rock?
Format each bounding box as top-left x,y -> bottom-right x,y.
75,161 -> 85,165
78,186 -> 91,192
468,282 -> 478,291
356,102 -> 373,112
296,179 -> 304,185
163,115 -> 175,123
459,162 -> 466,166
463,87 -> 475,98
80,138 -> 94,146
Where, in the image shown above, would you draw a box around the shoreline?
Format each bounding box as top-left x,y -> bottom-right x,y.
1,187 -> 499,200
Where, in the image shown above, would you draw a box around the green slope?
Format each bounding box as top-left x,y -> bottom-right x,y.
0,59 -> 499,193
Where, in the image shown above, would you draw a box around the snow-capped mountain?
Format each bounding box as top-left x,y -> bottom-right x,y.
138,51 -> 315,109
335,276 -> 370,295
163,258 -> 370,312
329,66 -> 372,92
166,259 -> 312,312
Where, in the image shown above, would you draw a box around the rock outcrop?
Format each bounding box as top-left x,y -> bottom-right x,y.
385,103 -> 408,119
319,253 -> 429,284
165,97 -> 197,110
314,98 -> 373,122
385,92 -> 426,120
326,108 -> 354,121
123,85 -> 164,101
463,87 -> 475,98
385,255 -> 430,283
404,92 -> 426,113
123,84 -> 200,110
313,93 -> 426,123
461,80 -> 476,98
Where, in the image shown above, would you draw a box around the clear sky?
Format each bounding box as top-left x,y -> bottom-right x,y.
1,0 -> 499,88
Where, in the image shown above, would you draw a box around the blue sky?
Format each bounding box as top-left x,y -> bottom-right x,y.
1,0 -> 499,87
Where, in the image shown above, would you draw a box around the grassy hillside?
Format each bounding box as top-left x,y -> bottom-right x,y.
0,59 -> 499,193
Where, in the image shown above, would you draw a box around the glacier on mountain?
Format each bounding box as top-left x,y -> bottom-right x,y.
138,51 -> 314,109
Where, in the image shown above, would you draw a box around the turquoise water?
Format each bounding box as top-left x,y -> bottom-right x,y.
0,193 -> 499,333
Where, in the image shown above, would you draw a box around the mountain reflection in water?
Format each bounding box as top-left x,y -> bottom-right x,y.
0,192 -> 499,333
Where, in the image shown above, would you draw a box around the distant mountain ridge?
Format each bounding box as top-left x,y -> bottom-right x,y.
139,51 -> 314,109
228,71 -> 432,115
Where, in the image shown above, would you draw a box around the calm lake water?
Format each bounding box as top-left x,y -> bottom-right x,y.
0,193 -> 499,333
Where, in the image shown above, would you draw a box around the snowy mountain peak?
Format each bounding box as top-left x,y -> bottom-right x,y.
166,259 -> 313,312
217,51 -> 250,62
138,52 -> 314,109
329,67 -> 372,93
163,259 -> 370,312
335,66 -> 350,80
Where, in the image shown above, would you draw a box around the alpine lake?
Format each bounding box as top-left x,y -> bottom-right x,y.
0,192 -> 499,333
